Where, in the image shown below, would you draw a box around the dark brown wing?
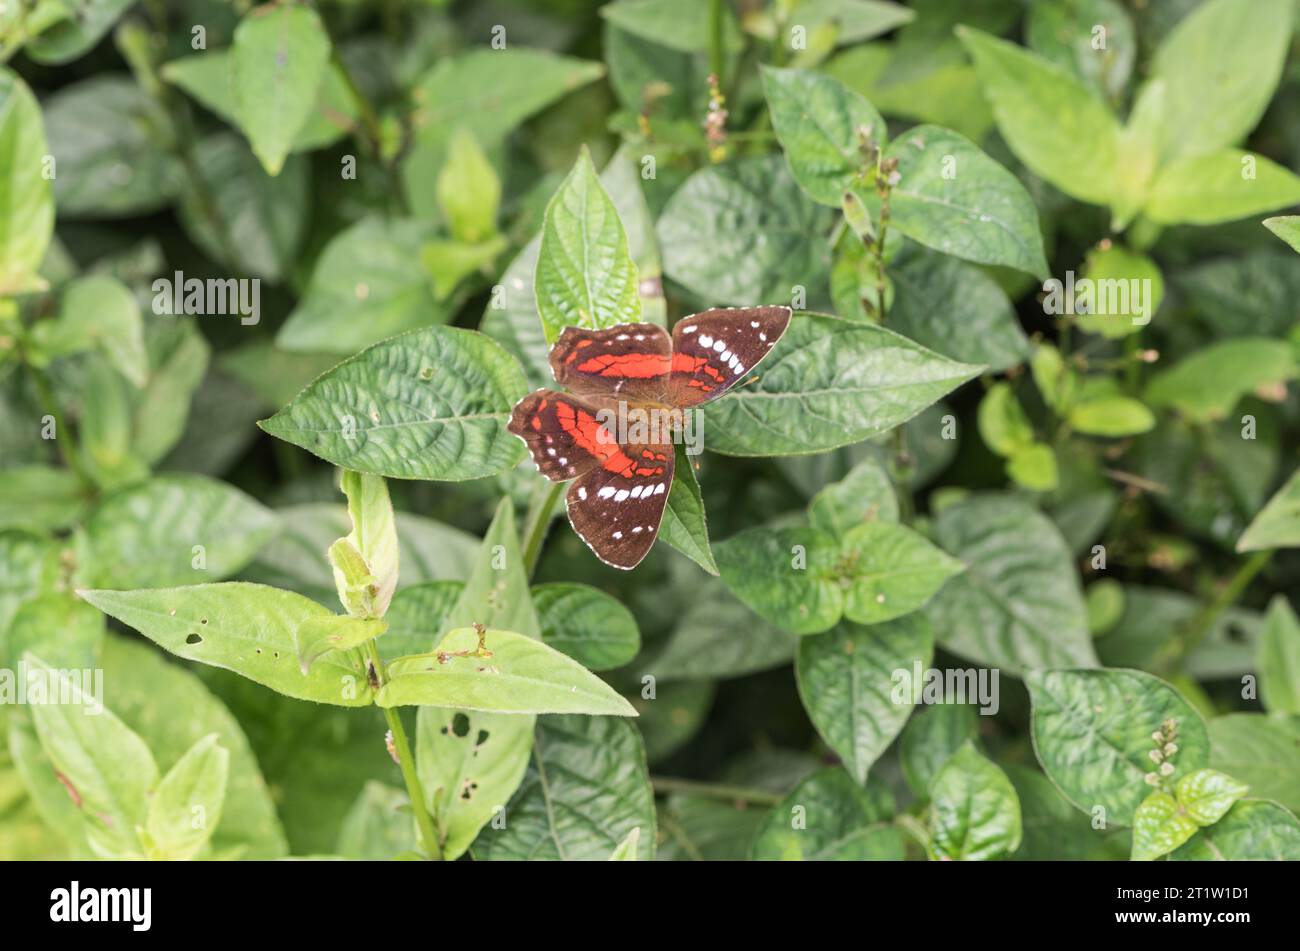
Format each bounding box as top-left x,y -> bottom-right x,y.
549,323 -> 672,402
663,306 -> 792,407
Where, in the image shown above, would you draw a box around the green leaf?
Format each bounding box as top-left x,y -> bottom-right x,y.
535,148 -> 641,343
705,314 -> 980,457
1258,596 -> 1300,714
1006,443 -> 1058,492
1264,216 -> 1300,254
1208,714 -> 1300,815
608,826 -> 641,860
0,530 -> 62,652
335,781 -> 413,860
231,3 -> 331,176
1068,396 -> 1155,437
378,627 -> 635,716
75,475 -> 277,589
143,733 -> 229,860
3,591 -> 103,671
601,0 -> 742,54
335,470 -> 399,619
1175,768 -> 1249,827
761,65 -> 885,207
35,276 -> 147,386
977,382 -> 1033,457
1148,0 -> 1292,161
1025,0 -> 1135,101
296,615 -> 387,675
649,578 -> 798,680
1145,150 -> 1300,226
838,521 -> 964,624
659,443 -> 718,574
78,584 -> 373,707
796,615 -> 934,784
1238,469 -> 1300,553
866,125 -> 1049,277
43,76 -> 181,218
532,583 -> 640,671
25,654 -> 157,858
131,322 -> 212,466
715,526 -> 844,635
26,0 -> 132,64
958,27 -> 1120,206
472,715 -> 656,861
750,766 -> 898,861
900,703 -> 977,799
1085,579 -> 1125,636
1170,799 -> 1300,860
1130,791 -> 1199,861
437,128 -> 500,245
658,156 -> 833,305
0,466 -> 88,533
1145,337 -> 1297,422
382,581 -> 462,659
1025,667 -> 1210,825
277,217 -> 443,354
259,325 -> 528,481
0,69 -> 54,294
929,742 -> 1022,861
809,458 -> 898,536
925,495 -> 1096,672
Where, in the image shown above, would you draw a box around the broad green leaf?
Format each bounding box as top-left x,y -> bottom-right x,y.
929,742 -> 1022,861
659,444 -> 718,574
1130,791 -> 1198,861
383,581 -> 462,659
1026,667 -> 1209,825
631,679 -> 714,763
535,149 -> 641,343
0,69 -> 54,294
658,156 -> 833,305
472,715 -> 656,861
4,592 -> 102,671
838,521 -> 964,624
231,3 -> 330,175
1258,596 -> 1300,714
1075,243 -> 1163,338
900,703 -> 977,798
1145,337 -> 1297,422
1068,397 -> 1155,437
1170,800 -> 1300,860
34,276 -> 147,386
761,65 -> 884,207
609,826 -> 641,860
143,733 -> 229,860
259,325 -> 528,481
26,655 -> 157,858
78,584 -> 372,707
404,49 -> 604,217
1030,342 -> 1075,415
925,495 -> 1096,672
750,766 -> 897,861
26,0 -> 132,64
977,383 -> 1033,457
277,217 -> 443,354
705,314 -> 980,456
887,249 -> 1029,371
1007,763 -> 1128,860
1175,768 -> 1249,827
42,76 -> 181,218
335,470 -> 399,619
1208,714 -> 1300,814
601,0 -> 741,54
335,781 -> 413,860
296,615 -> 386,675
0,530 -> 61,646
809,458 -> 898,536
1148,0 -> 1292,161
1112,80 -> 1164,229
715,526 -> 843,635
866,125 -> 1049,277
75,475 -> 277,589
1264,216 -> 1300,254
958,27 -> 1120,206
1238,468 -> 1300,553
532,583 -> 640,671
1145,150 -> 1300,226
796,615 -> 934,784
1006,443 -> 1058,492
0,466 -> 88,533
438,128 -> 499,245
131,321 -> 211,466
1025,0 -> 1135,101
378,627 -> 635,716
438,498 -> 540,642
649,578 -> 798,680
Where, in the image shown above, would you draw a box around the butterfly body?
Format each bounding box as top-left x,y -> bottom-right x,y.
508,307 -> 792,569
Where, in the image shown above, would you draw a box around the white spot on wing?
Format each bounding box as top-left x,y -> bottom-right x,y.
598,486 -> 616,499
615,489 -> 630,502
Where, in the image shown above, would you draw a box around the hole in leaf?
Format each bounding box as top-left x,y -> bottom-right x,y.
185,633 -> 202,645
451,713 -> 470,738
475,729 -> 490,747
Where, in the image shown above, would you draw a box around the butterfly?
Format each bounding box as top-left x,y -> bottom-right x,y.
508,306 -> 792,569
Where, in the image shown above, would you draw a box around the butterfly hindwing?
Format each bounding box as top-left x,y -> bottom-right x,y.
665,306 -> 792,406
507,389 -> 620,482
566,439 -> 674,570
549,323 -> 672,402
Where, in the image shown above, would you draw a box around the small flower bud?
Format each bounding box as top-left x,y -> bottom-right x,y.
1159,762 -> 1175,776
1148,749 -> 1163,763
1164,743 -> 1178,757
1144,772 -> 1160,786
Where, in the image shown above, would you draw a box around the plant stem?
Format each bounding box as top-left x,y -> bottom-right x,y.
1171,550 -> 1273,669
894,812 -> 931,855
330,47 -> 384,156
650,776 -> 782,806
521,480 -> 565,578
708,0 -> 726,88
364,640 -> 443,860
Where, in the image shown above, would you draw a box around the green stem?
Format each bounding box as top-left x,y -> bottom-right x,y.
365,640 -> 443,860
650,776 -> 782,806
708,0 -> 726,86
330,47 -> 384,156
894,812 -> 931,855
521,480 -> 565,578
1168,550 -> 1273,671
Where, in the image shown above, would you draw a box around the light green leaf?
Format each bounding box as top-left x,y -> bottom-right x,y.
1075,243 -> 1164,338
75,475 -> 277,589
929,741 -> 1022,861
1258,596 -> 1300,714
900,703 -> 977,799
1238,468 -> 1300,553
1025,0 -> 1135,101
809,458 -> 898,536
1026,667 -> 1209,825
26,0 -> 132,64
1208,714 -> 1300,815
35,275 -> 147,386
277,217 -> 443,354
3,591 -> 102,672
838,521 -> 964,624
438,128 -> 500,244
659,443 -> 718,574
761,65 -> 884,207
1145,337 -> 1297,422
705,314 -> 981,457
608,826 -> 641,860
532,582 -> 640,671
143,733 -> 229,860
601,0 -> 741,54
1170,799 -> 1300,860
958,27 -> 1120,206
335,470 -> 399,619
750,766 -> 898,861
231,3 -> 331,175
1175,768 -> 1249,827
1006,443 -> 1058,492
259,325 -> 529,481
472,715 -> 656,861
1131,791 -> 1198,861
1264,216 -> 1300,254
796,615 -> 934,784
296,615 -> 387,675
131,321 -> 212,466
1145,150 -> 1300,226
0,466 -> 88,533
335,781 -> 413,860
0,69 -> 54,294
977,382 -> 1033,457
925,495 -> 1097,672
1068,396 -> 1155,437
78,584 -> 372,707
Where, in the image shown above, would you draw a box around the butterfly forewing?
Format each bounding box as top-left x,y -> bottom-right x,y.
507,389 -> 619,482
566,440 -> 674,569
549,323 -> 671,402
665,306 -> 792,406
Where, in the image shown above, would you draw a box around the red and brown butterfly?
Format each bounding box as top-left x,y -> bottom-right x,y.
508,306 -> 792,569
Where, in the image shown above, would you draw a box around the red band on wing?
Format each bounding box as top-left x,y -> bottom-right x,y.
575,352 -> 672,378
555,400 -> 638,476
